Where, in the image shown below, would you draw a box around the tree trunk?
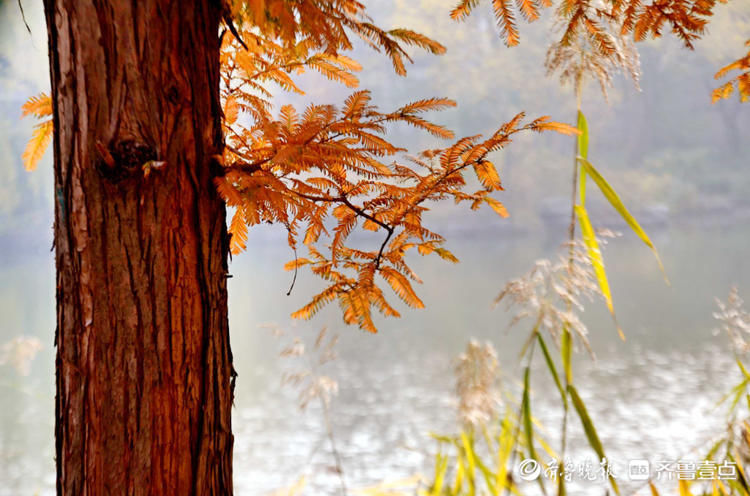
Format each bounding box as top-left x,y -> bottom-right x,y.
44,1 -> 234,494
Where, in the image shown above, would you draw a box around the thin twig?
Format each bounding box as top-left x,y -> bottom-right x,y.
17,0 -> 31,35
560,82 -> 583,496
287,243 -> 299,296
221,5 -> 249,51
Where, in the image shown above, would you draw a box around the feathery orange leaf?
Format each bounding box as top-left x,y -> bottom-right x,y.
21,93 -> 52,118
22,120 -> 53,171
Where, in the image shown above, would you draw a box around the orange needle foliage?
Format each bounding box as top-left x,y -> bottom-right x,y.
712,40 -> 750,103
451,0 -> 726,56
20,93 -> 53,171
24,0 -> 579,333
217,2 -> 578,332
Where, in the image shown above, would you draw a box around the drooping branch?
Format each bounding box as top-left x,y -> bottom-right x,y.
215,82 -> 578,332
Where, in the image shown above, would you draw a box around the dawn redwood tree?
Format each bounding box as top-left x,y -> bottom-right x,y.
44,1 -> 233,493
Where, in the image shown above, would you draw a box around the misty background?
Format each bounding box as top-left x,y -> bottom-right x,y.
1,0 -> 749,494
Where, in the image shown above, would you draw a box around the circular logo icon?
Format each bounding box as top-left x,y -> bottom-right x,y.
518,459 -> 541,481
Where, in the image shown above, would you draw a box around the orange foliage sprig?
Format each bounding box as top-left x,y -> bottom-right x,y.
217,5 -> 578,332
450,0 -> 725,55
224,0 -> 446,76
218,83 -> 576,331
20,93 -> 53,171
712,40 -> 750,103
622,0 -> 723,49
450,0 -> 732,105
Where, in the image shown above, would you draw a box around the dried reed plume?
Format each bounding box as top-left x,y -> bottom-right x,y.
545,4 -> 641,101
278,326 -> 340,411
495,233 -> 617,351
274,325 -> 346,495
455,339 -> 501,429
714,287 -> 750,355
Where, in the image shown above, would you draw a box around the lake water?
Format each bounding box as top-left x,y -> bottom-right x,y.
0,220 -> 747,495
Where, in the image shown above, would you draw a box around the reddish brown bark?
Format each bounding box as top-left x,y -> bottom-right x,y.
44,1 -> 234,494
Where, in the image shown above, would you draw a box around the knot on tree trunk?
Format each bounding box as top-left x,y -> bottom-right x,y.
96,139 -> 157,183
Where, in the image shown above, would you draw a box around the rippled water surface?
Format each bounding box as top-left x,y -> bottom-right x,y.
1,222 -> 748,495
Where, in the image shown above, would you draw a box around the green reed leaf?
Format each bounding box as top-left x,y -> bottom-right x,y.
577,158 -> 668,283
568,384 -> 620,495
537,333 -> 566,406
